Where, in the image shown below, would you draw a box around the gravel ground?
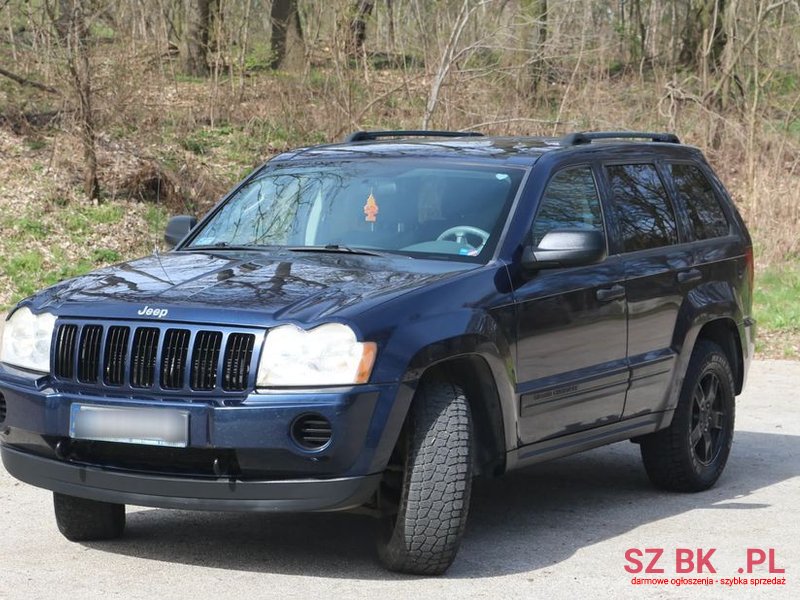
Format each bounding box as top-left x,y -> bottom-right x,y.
0,360 -> 797,600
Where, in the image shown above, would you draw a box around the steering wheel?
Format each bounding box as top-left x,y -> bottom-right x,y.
436,225 -> 490,250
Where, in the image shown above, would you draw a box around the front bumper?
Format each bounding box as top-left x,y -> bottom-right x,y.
1,445 -> 380,512
0,366 -> 413,511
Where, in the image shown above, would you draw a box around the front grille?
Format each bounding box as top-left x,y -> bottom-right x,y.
54,324 -> 78,378
223,333 -> 256,391
191,331 -> 222,390
68,440 -> 240,477
53,321 -> 258,395
130,327 -> 159,388
161,328 -> 190,389
104,326 -> 130,385
78,325 -> 102,383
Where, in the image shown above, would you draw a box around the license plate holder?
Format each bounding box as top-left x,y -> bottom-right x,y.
69,404 -> 189,448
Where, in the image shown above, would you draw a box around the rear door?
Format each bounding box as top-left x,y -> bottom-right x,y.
515,164 -> 628,444
600,161 -> 693,418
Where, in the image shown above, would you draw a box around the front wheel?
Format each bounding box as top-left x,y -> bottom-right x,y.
640,340 -> 735,492
53,493 -> 126,541
377,376 -> 472,575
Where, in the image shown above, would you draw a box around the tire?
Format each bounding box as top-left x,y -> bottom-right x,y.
377,376 -> 472,575
53,493 -> 126,541
640,340 -> 735,492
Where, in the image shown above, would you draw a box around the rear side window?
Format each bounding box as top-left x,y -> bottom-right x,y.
532,166 -> 604,246
606,163 -> 678,252
667,163 -> 730,239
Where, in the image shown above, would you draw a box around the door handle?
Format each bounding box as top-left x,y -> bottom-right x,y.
596,285 -> 625,302
677,268 -> 703,284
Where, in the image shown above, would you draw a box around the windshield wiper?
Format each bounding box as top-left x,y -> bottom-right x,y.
187,243 -> 271,251
287,244 -> 388,257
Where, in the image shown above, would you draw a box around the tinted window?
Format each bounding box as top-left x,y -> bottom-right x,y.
606,164 -> 678,252
668,163 -> 729,239
532,166 -> 604,246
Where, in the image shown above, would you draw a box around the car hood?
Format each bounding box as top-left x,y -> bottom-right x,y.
28,250 -> 470,328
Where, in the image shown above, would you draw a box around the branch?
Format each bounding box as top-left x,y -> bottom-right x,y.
462,117 -> 576,131
0,66 -> 61,95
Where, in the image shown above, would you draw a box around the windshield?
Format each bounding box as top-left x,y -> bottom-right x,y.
185,159 -> 525,261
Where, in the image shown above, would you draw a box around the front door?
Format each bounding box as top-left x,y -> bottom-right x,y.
515,164 -> 628,445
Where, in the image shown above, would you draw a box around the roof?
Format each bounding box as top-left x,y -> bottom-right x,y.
271,130 -> 689,165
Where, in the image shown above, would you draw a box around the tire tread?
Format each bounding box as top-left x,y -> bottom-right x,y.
378,377 -> 472,575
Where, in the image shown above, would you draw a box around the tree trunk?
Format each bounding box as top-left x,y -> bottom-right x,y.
632,0 -> 646,62
522,0 -> 547,93
60,0 -> 99,200
679,0 -> 726,72
183,0 -> 210,76
387,0 -> 396,49
270,0 -> 303,70
346,0 -> 375,60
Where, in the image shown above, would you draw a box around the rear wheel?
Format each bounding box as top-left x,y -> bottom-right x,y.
53,493 -> 126,541
640,340 -> 735,492
377,376 -> 472,575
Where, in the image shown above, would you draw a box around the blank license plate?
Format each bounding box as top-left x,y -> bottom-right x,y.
69,404 -> 189,447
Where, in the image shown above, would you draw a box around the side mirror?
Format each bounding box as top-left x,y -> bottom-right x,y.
164,215 -> 198,248
521,229 -> 606,270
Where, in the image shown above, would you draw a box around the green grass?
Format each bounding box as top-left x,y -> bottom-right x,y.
754,263 -> 800,357
144,204 -> 169,235
0,200 -> 150,308
754,265 -> 800,330
62,204 -> 124,238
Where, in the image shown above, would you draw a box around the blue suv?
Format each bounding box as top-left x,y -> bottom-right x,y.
0,131 -> 755,574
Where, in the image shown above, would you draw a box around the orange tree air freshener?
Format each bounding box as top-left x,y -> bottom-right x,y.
364,191 -> 379,223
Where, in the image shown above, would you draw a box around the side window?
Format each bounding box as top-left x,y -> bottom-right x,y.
606,163 -> 678,252
668,163 -> 730,239
532,166 -> 604,246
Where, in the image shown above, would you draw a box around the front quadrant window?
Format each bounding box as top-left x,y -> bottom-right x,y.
532,165 -> 605,246
606,163 -> 678,252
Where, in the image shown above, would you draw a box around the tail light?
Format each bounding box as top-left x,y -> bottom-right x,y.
744,246 -> 754,291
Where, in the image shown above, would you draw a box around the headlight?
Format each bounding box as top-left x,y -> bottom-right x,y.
0,307 -> 57,373
256,323 -> 376,387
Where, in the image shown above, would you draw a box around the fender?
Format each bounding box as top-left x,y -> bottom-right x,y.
653,279 -> 746,421
365,309 -> 518,475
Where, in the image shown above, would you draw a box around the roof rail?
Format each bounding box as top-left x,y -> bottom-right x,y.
561,131 -> 681,145
344,130 -> 484,143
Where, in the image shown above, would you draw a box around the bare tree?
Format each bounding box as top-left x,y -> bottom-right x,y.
53,0 -> 99,199
521,0 -> 547,93
270,0 -> 303,70
183,0 -> 211,76
346,0 -> 375,60
679,0 -> 727,71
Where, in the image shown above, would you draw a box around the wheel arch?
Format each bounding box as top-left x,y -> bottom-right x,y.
695,318 -> 744,395
422,356 -> 508,478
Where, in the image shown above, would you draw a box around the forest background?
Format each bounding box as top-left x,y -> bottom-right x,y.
0,0 -> 798,356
